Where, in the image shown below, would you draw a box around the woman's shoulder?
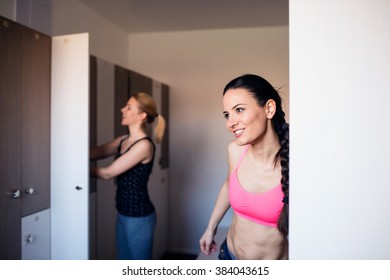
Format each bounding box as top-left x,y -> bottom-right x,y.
119,137 -> 154,163
128,137 -> 155,154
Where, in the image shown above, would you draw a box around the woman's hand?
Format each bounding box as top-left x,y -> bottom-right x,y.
199,228 -> 218,256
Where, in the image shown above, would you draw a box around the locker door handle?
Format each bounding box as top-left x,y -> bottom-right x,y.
26,234 -> 34,244
11,189 -> 21,199
25,187 -> 35,195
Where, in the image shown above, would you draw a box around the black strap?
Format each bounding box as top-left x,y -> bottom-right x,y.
120,136 -> 153,155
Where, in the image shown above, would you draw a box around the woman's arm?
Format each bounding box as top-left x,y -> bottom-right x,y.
199,179 -> 231,256
91,139 -> 153,180
90,135 -> 126,161
199,140 -> 244,255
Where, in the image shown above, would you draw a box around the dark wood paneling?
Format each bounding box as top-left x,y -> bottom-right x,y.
89,55 -> 98,260
1,16 -> 52,259
129,71 -> 153,136
21,26 -> 51,216
129,70 -> 153,97
89,56 -> 97,194
0,16 -> 23,260
160,84 -> 170,169
114,66 -> 130,137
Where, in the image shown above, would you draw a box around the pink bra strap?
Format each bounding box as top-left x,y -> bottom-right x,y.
235,145 -> 250,170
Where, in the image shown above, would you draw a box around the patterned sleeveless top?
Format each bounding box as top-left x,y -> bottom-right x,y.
115,136 -> 156,217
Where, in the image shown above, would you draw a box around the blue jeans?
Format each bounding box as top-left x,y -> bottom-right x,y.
218,238 -> 237,260
116,212 -> 156,260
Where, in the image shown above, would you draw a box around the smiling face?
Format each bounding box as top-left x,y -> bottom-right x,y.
223,88 -> 273,146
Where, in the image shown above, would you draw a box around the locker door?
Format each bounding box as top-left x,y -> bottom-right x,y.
0,16 -> 23,260
21,209 -> 50,259
96,58 -> 116,260
51,33 -> 90,259
21,26 -> 51,217
114,65 -> 130,137
129,70 -> 153,97
149,81 -> 169,259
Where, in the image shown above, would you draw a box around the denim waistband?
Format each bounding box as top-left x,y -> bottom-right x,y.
218,238 -> 237,260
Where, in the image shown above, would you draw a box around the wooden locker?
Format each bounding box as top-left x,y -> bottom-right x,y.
114,65 -> 130,137
0,15 -> 24,260
21,23 -> 51,217
0,15 -> 51,260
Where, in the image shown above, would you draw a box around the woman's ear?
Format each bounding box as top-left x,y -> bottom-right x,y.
265,99 -> 276,119
139,111 -> 148,121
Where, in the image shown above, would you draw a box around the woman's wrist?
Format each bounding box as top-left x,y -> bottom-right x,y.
206,224 -> 217,235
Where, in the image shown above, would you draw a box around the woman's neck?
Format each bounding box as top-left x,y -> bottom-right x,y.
127,126 -> 147,142
250,132 -> 280,165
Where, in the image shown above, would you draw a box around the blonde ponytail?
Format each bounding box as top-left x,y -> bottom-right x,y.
133,92 -> 166,144
154,114 -> 166,144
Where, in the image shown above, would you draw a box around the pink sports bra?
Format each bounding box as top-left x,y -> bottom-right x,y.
229,145 -> 283,227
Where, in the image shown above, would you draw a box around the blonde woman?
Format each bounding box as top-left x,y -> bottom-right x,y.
90,92 -> 165,260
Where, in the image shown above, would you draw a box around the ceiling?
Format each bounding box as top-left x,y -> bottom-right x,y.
79,0 -> 288,34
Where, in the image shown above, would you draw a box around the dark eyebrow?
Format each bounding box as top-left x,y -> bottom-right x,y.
223,103 -> 246,115
232,103 -> 245,109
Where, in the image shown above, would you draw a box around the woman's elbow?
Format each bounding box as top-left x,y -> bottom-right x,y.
97,174 -> 110,180
98,170 -> 115,180
91,167 -> 115,180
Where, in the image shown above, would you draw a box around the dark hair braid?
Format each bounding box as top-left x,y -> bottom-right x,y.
224,74 -> 289,238
273,114 -> 289,239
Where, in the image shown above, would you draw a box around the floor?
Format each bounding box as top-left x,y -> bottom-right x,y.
158,228 -> 228,260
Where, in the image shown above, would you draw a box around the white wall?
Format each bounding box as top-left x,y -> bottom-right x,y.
3,0 -> 131,67
290,0 -> 390,259
0,0 -> 130,64
128,27 -> 289,253
49,0 -> 130,66
0,0 -> 15,19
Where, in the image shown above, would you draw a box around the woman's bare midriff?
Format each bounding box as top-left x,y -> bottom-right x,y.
227,214 -> 288,260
